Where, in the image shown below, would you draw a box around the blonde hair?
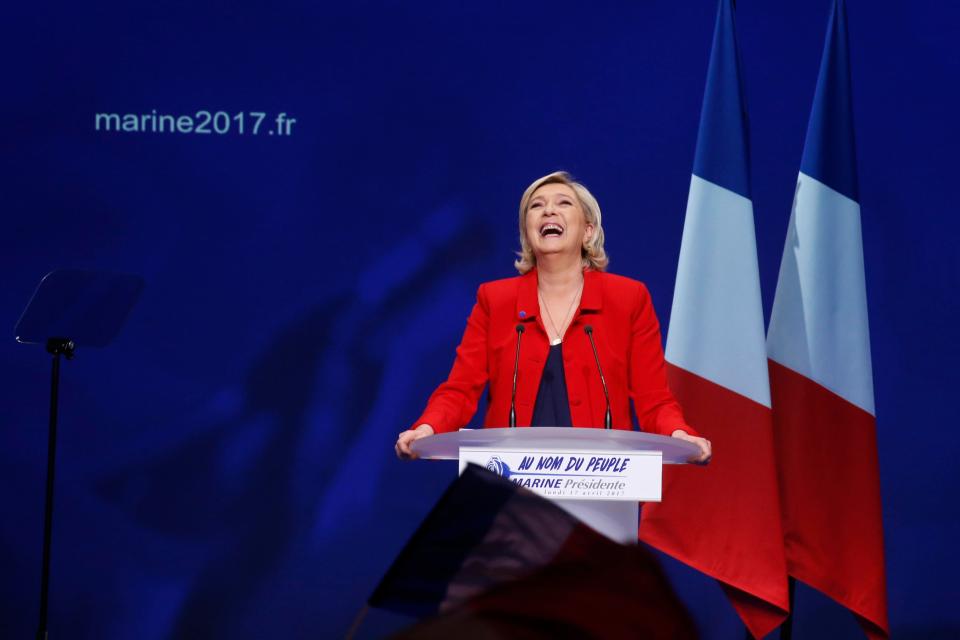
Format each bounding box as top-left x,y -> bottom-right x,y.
514,171 -> 609,274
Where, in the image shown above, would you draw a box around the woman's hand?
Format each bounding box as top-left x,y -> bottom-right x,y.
395,424 -> 435,460
671,429 -> 712,465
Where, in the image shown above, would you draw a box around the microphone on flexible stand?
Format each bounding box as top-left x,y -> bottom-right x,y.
509,324 -> 525,428
584,325 -> 612,429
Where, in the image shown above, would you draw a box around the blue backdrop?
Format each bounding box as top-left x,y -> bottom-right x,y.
2,1 -> 957,637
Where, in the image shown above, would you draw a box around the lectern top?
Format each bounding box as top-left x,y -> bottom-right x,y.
411,426 -> 699,464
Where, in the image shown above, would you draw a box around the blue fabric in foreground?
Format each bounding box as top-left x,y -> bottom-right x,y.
531,343 -> 573,428
691,0 -> 752,200
800,0 -> 860,203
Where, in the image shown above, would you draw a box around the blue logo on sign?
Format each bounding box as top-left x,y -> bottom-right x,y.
485,456 -> 511,478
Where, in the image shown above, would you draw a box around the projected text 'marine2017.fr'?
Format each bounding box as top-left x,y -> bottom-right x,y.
94,110 -> 297,136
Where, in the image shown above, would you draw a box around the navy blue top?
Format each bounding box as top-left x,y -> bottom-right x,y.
531,343 -> 573,427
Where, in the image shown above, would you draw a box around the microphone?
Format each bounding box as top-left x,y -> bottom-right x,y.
584,325 -> 612,429
510,324 -> 525,428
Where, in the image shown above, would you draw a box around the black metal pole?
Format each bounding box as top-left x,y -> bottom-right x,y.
37,338 -> 73,640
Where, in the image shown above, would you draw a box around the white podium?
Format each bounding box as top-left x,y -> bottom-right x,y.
411,427 -> 698,543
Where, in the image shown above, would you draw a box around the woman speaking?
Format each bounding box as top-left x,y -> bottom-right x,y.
395,172 -> 711,463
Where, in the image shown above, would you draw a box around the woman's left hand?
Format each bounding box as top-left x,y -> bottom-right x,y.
671,429 -> 712,465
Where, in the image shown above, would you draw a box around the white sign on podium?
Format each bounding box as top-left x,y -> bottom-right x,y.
412,427 -> 697,544
457,449 -> 663,502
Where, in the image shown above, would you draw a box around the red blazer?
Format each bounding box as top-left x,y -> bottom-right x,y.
413,269 -> 697,436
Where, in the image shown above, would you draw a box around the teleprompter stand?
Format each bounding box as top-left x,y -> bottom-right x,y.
15,269 -> 144,640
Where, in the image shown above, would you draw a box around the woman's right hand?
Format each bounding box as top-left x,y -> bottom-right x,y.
395,424 -> 435,460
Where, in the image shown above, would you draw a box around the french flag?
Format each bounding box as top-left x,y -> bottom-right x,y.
638,0 -> 789,637
369,465 -> 697,638
766,1 -> 889,637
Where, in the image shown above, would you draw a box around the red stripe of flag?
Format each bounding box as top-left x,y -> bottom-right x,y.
769,361 -> 888,637
642,365 -> 789,638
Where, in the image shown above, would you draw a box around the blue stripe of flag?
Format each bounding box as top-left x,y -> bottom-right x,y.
800,0 -> 860,203
692,0 -> 752,200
